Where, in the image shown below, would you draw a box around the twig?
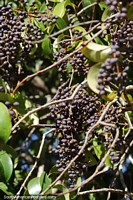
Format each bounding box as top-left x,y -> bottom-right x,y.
69,2 -> 97,20
26,20 -> 99,44
13,128 -> 55,200
78,188 -> 133,197
30,124 -> 56,128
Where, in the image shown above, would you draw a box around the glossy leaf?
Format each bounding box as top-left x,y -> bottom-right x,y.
82,42 -> 111,62
53,2 -> 66,18
87,63 -> 101,94
0,102 -> 12,144
28,177 -> 42,195
0,151 -> 13,182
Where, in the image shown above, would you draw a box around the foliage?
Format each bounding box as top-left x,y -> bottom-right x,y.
0,0 -> 133,199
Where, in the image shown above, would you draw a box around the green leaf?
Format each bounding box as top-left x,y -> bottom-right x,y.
0,182 -> 12,195
85,151 -> 98,166
0,151 -> 13,182
0,102 -> 12,144
28,177 -> 42,195
42,38 -> 52,59
40,172 -> 51,192
65,0 -> 75,10
56,18 -> 67,30
54,184 -> 70,200
107,92 -> 117,101
72,26 -> 86,33
82,42 -> 111,62
105,155 -> 113,168
83,0 -> 91,7
98,1 -> 107,10
49,0 -> 64,2
101,7 -> 111,22
53,2 -> 66,18
93,138 -> 105,159
0,78 -> 7,93
127,4 -> 133,20
87,63 -> 101,94
3,145 -> 18,168
53,0 -> 75,18
89,193 -> 96,200
40,2 -> 46,12
0,93 -> 13,103
28,172 -> 52,196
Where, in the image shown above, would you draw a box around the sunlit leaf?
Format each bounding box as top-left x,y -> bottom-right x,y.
87,63 -> 101,94
28,177 -> 41,195
0,102 -> 12,144
82,42 -> 111,62
101,7 -> 111,21
93,138 -> 105,159
105,155 -> 113,167
107,92 -> 117,101
53,2 -> 66,18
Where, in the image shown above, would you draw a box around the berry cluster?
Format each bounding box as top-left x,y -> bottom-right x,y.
97,3 -> 132,95
53,40 -> 89,79
0,3 -> 45,88
50,85 -> 100,187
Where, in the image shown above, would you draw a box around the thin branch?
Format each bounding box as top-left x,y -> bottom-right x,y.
13,128 -> 55,200
26,20 -> 99,44
30,124 -> 56,128
78,188 -> 133,197
69,2 -> 97,20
